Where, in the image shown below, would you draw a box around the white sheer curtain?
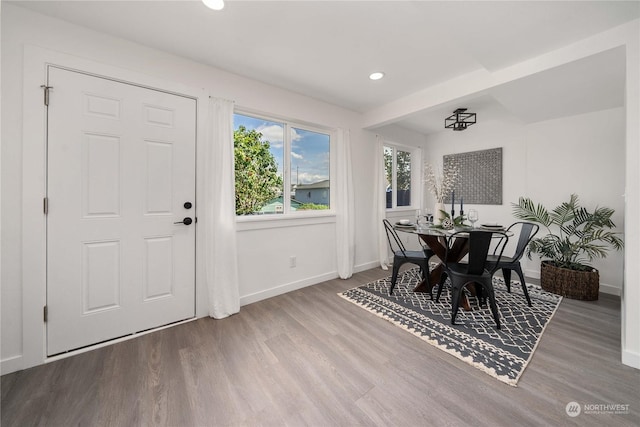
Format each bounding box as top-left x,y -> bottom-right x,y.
204,97 -> 240,318
374,135 -> 389,269
336,129 -> 355,279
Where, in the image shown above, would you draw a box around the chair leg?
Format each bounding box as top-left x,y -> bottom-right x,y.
450,285 -> 461,325
474,282 -> 486,307
502,268 -> 512,292
435,272 -> 447,302
422,262 -> 433,299
390,262 -> 401,295
514,265 -> 532,307
483,280 -> 501,329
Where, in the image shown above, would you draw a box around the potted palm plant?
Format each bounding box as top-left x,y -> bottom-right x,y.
512,194 -> 623,300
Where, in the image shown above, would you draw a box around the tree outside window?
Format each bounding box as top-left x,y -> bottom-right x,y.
234,113 -> 331,215
233,125 -> 283,215
384,145 -> 412,208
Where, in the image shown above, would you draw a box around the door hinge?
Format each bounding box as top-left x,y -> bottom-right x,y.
44,305 -> 48,323
43,197 -> 49,215
40,85 -> 53,106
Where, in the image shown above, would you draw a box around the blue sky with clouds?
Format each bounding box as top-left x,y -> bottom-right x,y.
234,114 -> 330,185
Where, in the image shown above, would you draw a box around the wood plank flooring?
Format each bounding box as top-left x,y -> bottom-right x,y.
2,267 -> 639,426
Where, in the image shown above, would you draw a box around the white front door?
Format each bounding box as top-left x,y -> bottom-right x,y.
46,67 -> 196,355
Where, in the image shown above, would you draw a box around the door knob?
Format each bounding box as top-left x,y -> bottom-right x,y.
174,217 -> 193,225
184,202 -> 193,209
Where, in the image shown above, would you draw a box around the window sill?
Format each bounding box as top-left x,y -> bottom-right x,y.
236,211 -> 336,231
386,206 -> 419,213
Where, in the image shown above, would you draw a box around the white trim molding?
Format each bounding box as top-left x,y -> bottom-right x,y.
622,349 -> 640,370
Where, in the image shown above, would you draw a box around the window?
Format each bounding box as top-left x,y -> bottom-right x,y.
384,144 -> 417,209
233,112 -> 332,216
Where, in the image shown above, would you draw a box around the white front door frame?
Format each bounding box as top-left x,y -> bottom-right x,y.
21,45 -> 208,371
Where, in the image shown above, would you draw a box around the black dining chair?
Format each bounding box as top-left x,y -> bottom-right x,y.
382,219 -> 434,297
435,230 -> 509,329
486,222 -> 539,307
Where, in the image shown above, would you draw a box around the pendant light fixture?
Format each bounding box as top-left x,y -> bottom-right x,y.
444,108 -> 476,131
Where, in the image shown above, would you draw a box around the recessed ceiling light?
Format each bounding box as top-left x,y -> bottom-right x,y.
203,0 -> 225,11
369,72 -> 385,81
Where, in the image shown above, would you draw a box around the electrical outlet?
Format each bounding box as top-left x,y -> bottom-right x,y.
289,256 -> 296,268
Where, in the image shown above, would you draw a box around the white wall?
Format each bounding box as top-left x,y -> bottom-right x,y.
423,107 -> 625,294
0,4 -> 379,373
525,108 -> 625,291
375,124 -> 428,147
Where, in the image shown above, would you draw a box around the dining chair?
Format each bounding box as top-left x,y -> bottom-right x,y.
435,230 -> 509,329
382,219 -> 434,297
486,221 -> 539,307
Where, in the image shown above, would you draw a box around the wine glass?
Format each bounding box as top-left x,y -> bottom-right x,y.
468,209 -> 479,228
424,208 -> 433,225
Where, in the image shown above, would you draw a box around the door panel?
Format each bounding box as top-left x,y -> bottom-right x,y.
47,67 -> 196,355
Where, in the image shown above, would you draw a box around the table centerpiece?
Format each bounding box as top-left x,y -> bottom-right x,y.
424,162 -> 459,225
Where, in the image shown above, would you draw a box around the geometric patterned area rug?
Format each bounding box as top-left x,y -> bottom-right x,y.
339,268 -> 562,386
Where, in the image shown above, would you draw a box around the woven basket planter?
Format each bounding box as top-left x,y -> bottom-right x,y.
540,260 -> 599,300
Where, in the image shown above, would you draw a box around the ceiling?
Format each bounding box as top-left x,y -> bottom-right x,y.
9,0 -> 639,134
397,45 -> 627,134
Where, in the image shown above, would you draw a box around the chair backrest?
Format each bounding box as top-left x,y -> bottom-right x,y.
507,221 -> 540,261
447,230 -> 509,275
383,219 -> 408,257
483,230 -> 509,272
466,231 -> 495,275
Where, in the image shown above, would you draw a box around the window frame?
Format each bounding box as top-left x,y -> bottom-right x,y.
384,142 -> 422,212
233,108 -> 337,223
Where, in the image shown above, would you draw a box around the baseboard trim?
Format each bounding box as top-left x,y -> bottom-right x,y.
354,260 -> 381,273
240,271 -> 339,306
599,283 -> 621,296
239,261 -> 387,306
622,349 -> 640,369
1,355 -> 24,376
524,268 -> 541,279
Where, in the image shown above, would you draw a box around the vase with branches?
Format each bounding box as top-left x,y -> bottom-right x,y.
425,162 -> 459,224
424,162 -> 459,203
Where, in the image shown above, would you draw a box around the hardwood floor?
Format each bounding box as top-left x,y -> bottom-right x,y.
2,267 -> 639,426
